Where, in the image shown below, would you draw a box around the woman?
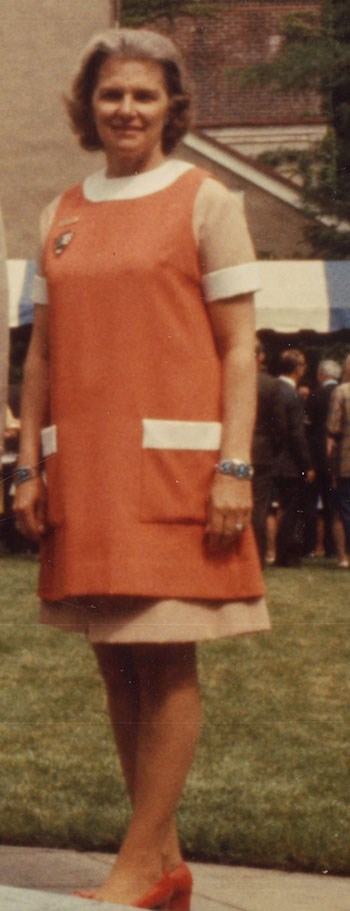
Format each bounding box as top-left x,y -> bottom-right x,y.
15,28 -> 269,910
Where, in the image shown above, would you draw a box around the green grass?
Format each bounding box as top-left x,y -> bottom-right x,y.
0,554 -> 349,874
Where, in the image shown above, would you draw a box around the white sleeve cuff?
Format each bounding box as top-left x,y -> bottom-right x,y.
31,273 -> 48,305
202,262 -> 261,303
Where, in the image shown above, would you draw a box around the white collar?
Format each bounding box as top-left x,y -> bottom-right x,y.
83,159 -> 194,202
279,375 -> 296,388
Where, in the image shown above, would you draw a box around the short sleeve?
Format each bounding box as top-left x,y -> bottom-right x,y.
30,195 -> 61,306
194,178 -> 260,302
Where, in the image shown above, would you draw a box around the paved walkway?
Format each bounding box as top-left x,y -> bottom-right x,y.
0,846 -> 349,911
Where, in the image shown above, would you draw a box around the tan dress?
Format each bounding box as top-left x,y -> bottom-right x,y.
35,161 -> 270,643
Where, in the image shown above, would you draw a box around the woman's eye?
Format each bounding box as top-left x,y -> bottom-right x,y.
135,92 -> 155,102
104,92 -> 122,101
98,89 -> 157,103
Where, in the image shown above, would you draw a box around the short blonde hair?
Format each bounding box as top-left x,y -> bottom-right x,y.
65,28 -> 192,154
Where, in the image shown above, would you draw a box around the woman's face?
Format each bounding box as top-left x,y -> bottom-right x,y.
91,57 -> 171,176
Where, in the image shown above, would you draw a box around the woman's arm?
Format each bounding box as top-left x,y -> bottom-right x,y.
205,293 -> 256,552
14,305 -> 50,540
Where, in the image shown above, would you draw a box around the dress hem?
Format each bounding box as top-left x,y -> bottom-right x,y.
39,594 -> 270,644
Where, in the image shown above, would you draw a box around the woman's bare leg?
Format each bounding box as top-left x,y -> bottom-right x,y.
94,644 -> 139,794
88,644 -> 200,904
333,514 -> 348,565
90,642 -> 201,905
94,643 -> 183,870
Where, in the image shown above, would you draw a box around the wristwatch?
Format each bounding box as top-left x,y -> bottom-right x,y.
215,459 -> 254,480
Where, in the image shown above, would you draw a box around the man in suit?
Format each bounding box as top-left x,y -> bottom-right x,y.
327,355 -> 350,562
306,359 -> 341,557
252,340 -> 286,564
274,349 -> 314,567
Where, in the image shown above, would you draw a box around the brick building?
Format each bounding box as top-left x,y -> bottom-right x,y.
0,0 -> 321,258
149,2 -> 326,154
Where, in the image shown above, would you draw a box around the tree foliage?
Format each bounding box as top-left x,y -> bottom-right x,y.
119,0 -> 224,25
240,0 -> 350,257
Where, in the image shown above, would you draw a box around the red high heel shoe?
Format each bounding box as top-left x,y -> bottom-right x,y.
74,873 -> 173,909
74,866 -> 191,910
134,871 -> 174,909
168,863 -> 193,911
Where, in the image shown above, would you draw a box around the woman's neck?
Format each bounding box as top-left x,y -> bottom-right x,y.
105,149 -> 167,178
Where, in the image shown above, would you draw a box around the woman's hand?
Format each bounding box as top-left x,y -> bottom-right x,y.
205,473 -> 252,553
14,478 -> 48,541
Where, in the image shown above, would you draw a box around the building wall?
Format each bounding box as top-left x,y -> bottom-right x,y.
0,0 -> 110,258
0,0 -> 316,258
150,3 -> 324,128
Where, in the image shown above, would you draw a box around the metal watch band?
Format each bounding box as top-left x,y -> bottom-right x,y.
14,466 -> 40,487
215,459 -> 254,480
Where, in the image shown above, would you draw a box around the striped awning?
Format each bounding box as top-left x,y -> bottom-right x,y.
256,260 -> 350,333
7,258 -> 350,332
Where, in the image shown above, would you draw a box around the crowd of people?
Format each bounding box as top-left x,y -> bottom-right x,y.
252,342 -> 350,569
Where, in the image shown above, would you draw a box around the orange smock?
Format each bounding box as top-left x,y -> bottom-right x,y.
38,165 -> 264,606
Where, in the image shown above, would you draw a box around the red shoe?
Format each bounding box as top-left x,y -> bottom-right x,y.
168,863 -> 192,911
134,871 -> 174,909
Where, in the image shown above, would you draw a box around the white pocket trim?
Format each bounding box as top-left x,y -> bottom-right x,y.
41,424 -> 57,457
142,419 -> 222,451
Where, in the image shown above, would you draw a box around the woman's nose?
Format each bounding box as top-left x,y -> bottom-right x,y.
118,94 -> 134,115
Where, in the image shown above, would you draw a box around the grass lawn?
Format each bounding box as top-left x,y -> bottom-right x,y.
0,553 -> 349,874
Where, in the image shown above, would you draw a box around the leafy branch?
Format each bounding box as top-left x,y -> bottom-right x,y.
119,1 -> 226,25
238,1 -> 350,257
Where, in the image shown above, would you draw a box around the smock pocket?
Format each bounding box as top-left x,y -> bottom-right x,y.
41,425 -> 64,528
140,419 -> 222,524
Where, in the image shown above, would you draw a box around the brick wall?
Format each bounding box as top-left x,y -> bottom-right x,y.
149,3 -> 324,127
0,0 -> 320,257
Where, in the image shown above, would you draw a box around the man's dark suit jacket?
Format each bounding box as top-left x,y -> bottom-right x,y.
306,381 -> 338,474
274,377 -> 312,478
252,371 -> 286,468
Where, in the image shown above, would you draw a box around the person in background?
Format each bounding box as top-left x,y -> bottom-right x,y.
14,28 -> 269,910
0,207 -> 8,454
2,406 -> 23,553
306,359 -> 342,560
274,349 -> 314,567
252,339 -> 286,565
298,379 -> 319,558
340,352 -> 350,382
327,354 -> 350,566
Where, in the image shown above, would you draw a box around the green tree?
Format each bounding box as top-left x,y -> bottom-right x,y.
117,0 -> 225,25
240,0 -> 350,257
